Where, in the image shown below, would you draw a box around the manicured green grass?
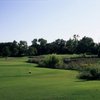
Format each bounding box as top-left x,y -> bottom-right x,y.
0,57 -> 100,100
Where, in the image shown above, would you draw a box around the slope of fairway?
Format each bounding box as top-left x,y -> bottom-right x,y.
0,57 -> 100,100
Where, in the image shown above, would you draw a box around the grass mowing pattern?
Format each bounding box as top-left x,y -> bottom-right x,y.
0,57 -> 100,100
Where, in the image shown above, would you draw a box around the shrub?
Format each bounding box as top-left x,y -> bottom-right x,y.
39,54 -> 61,68
78,67 -> 100,80
27,56 -> 44,64
98,49 -> 100,58
28,58 -> 40,63
63,57 -> 100,71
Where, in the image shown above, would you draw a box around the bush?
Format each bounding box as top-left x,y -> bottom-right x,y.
28,58 -> 40,63
39,54 -> 61,68
78,67 -> 100,80
98,49 -> 100,58
63,57 -> 100,71
27,56 -> 44,64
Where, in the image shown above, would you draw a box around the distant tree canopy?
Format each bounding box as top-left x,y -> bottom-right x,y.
0,35 -> 100,57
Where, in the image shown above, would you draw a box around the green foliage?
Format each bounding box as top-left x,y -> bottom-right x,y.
18,41 -> 28,56
38,38 -> 47,46
0,35 -> 99,56
28,55 -> 99,72
32,38 -> 38,46
98,48 -> 100,57
28,56 -> 44,64
78,67 -> 100,80
11,40 -> 19,57
63,57 -> 99,71
77,36 -> 95,54
2,46 -> 11,57
39,54 -> 62,68
27,47 -> 37,56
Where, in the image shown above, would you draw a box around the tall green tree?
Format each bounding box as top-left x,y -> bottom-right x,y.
32,39 -> 38,47
18,41 -> 28,56
66,34 -> 79,54
51,39 -> 66,54
10,40 -> 19,56
66,39 -> 75,54
2,46 -> 11,59
27,47 -> 37,56
38,38 -> 47,46
38,38 -> 47,55
77,36 -> 95,54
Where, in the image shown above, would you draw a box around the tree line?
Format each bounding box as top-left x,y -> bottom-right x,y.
0,35 -> 100,57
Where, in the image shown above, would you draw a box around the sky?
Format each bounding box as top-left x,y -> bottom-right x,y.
0,0 -> 100,45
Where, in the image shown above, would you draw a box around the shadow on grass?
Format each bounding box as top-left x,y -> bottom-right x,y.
75,80 -> 88,82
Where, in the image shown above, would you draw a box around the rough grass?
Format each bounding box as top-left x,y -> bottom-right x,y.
0,57 -> 100,100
